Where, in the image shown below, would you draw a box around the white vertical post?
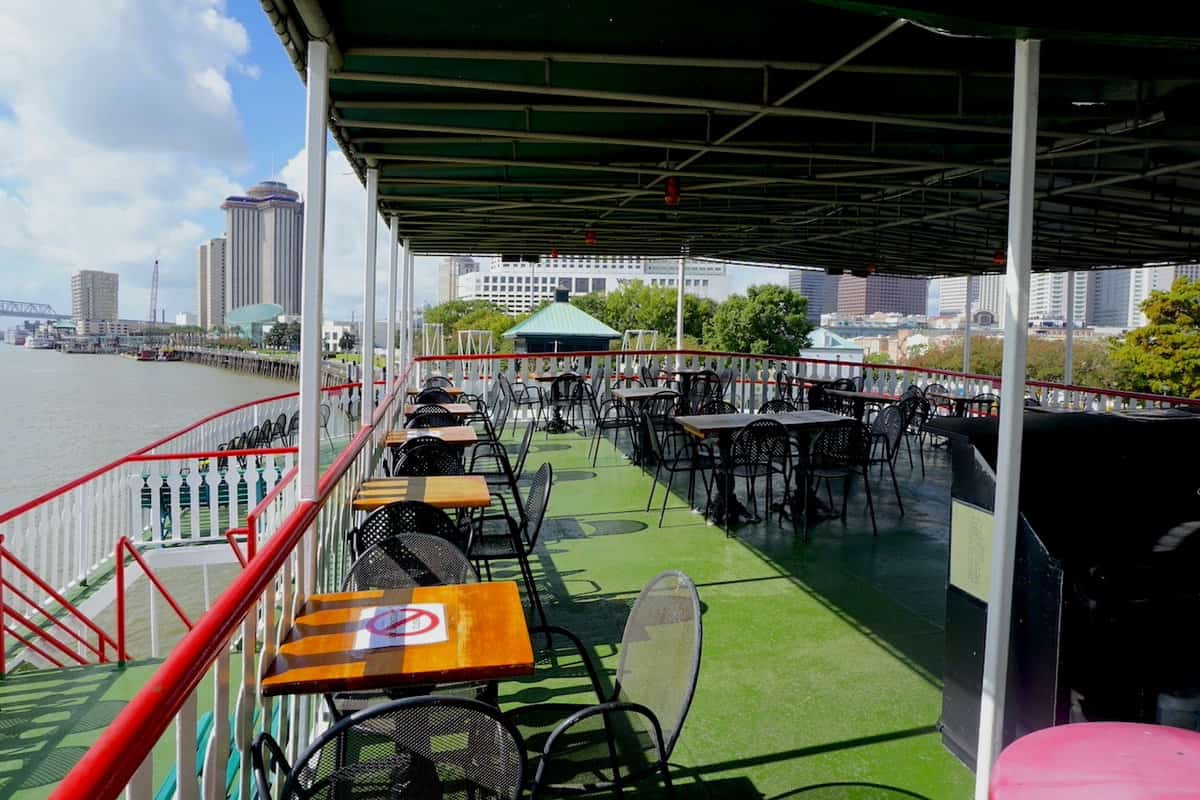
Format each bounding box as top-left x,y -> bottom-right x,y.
675,252 -> 686,368
297,40 -> 328,501
975,39 -> 1039,800
963,275 -> 974,374
386,216 -> 399,392
404,241 -> 416,387
360,166 -> 379,428
1064,271 -> 1075,385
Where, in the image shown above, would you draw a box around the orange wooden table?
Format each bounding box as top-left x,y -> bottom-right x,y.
260,582 -> 534,696
383,427 -> 479,448
353,475 -> 492,511
403,402 -> 474,419
406,386 -> 465,398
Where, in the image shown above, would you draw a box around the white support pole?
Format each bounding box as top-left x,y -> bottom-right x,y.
386,216 -> 399,391
963,275 -> 974,374
297,40 -> 329,502
1064,271 -> 1075,385
674,252 -> 686,368
975,39 -> 1039,800
402,238 -> 414,386
360,166 -> 379,428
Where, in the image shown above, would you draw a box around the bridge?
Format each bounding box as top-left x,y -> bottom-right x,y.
0,299 -> 70,320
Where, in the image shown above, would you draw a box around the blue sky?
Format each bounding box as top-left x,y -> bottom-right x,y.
0,0 -> 787,324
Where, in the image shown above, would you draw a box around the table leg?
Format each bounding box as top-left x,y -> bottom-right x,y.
707,431 -> 751,528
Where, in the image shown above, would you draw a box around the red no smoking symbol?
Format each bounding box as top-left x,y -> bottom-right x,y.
366,607 -> 439,638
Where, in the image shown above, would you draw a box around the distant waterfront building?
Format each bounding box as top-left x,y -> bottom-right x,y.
75,320 -> 134,336
1027,271 -> 1089,322
70,270 -> 119,322
437,257 -> 479,304
175,312 -> 198,327
197,237 -> 228,330
221,181 -> 303,315
836,274 -> 927,316
456,255 -> 729,313
975,273 -> 1006,320
788,269 -> 840,323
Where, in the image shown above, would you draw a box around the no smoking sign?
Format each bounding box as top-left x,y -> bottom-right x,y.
353,603 -> 448,650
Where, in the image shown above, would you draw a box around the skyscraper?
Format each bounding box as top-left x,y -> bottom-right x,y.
1087,268 -> 1132,328
787,269 -> 840,323
976,273 -> 1006,320
438,256 -> 479,304
836,274 -> 927,316
1028,271 -> 1088,322
70,270 -> 119,322
931,276 -> 980,317
1127,264 -> 1200,327
221,181 -> 303,314
197,237 -> 227,329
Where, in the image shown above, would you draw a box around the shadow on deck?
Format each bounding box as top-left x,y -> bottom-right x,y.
495,424 -> 971,799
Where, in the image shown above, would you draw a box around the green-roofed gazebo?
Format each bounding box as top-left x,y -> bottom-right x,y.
502,290 -> 620,353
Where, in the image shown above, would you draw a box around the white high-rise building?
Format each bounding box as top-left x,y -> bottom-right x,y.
438,257 -> 479,304
1087,268 -> 1133,328
788,269 -> 840,323
931,276 -> 981,317
1127,264 -> 1200,327
456,255 -> 730,313
197,237 -> 227,329
975,273 -> 1006,320
1027,271 -> 1088,322
70,270 -> 119,322
221,181 -> 303,315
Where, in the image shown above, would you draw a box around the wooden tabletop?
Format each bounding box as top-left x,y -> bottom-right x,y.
383,427 -> 479,447
612,386 -> 678,401
260,582 -> 535,697
402,403 -> 474,417
824,389 -> 899,403
675,410 -> 849,438
406,386 -> 465,397
353,475 -> 492,511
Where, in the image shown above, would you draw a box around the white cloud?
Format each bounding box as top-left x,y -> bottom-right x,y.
0,0 -> 251,318
279,148 -> 441,321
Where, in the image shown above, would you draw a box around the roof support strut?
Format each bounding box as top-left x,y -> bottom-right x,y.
975,38 -> 1040,800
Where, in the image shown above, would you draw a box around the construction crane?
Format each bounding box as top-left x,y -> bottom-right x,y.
148,259 -> 159,324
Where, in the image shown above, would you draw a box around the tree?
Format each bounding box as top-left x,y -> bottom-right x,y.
905,335 -> 1122,389
570,281 -> 716,341
702,284 -> 812,355
339,330 -> 357,353
425,299 -> 506,329
1111,277 -> 1200,398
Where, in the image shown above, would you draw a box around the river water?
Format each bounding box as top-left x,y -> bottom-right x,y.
0,344 -> 293,512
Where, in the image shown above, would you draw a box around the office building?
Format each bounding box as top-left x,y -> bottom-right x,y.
1028,271 -> 1089,322
220,181 -> 303,315
437,257 -> 480,304
836,274 -> 927,316
456,255 -> 730,313
1127,264 -> 1200,327
788,269 -> 841,323
197,237 -> 227,330
930,276 -> 983,317
70,270 -> 119,322
1087,269 -> 1133,328
175,312 -> 198,327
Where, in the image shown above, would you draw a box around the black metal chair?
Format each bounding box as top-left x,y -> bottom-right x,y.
407,404 -> 458,429
758,398 -> 797,414
868,405 -> 906,515
807,384 -> 834,413
319,402 -> 334,449
724,418 -> 790,532
470,419 -> 536,511
899,394 -> 933,476
271,413 -> 288,445
252,696 -> 525,800
1024,394 -> 1042,407
284,410 -> 300,445
700,399 -> 738,414
504,571 -> 702,799
471,463 -> 553,627
423,375 -> 454,389
342,533 -> 476,591
392,440 -> 465,477
639,363 -> 658,387
922,382 -> 953,416
717,366 -> 734,401
588,395 -> 639,466
809,421 -> 878,536
545,373 -> 581,437
642,411 -> 713,527
414,386 -> 454,404
775,370 -> 795,402
348,500 -> 470,561
686,370 -> 722,414
642,390 -> 684,454
498,371 -> 543,436
386,434 -> 441,476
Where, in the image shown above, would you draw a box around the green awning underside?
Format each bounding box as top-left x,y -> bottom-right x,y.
262,1 -> 1200,276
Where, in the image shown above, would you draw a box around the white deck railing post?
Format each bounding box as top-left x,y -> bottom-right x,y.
675,251 -> 686,369
963,274 -> 974,374
1064,271 -> 1076,387
975,38 -> 1040,800
386,216 -> 399,391
297,40 -> 329,502
360,165 -> 379,428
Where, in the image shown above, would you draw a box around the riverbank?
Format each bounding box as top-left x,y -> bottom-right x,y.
173,346 -> 350,384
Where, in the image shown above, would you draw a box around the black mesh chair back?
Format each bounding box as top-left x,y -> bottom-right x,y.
511,419 -> 536,481
700,399 -> 739,415
613,570 -> 702,759
758,398 -> 797,414
686,370 -> 722,413
807,384 -> 833,412
388,434 -> 443,468
424,375 -> 454,389
319,403 -> 331,426
812,421 -> 871,468
830,378 -> 856,392
407,404 -> 458,429
731,418 -> 790,469
872,405 -> 906,459
253,696 -> 525,800
286,410 -> 300,442
342,534 -> 475,591
349,501 -> 468,560
717,367 -> 734,398
923,382 -> 949,397
272,413 -> 288,444
520,462 -> 554,548
392,440 -> 465,477
415,387 -> 454,404
776,370 -> 794,401
901,384 -> 922,400
591,366 -> 609,406
548,373 -> 579,404
497,371 -> 517,401
969,392 -> 1000,416
1024,395 -> 1041,407
639,363 -> 658,386
642,391 -> 679,426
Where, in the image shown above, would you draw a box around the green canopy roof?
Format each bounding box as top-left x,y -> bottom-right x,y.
262,1 -> 1200,277
502,302 -> 620,339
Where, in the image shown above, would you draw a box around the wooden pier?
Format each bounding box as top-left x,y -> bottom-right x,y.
174,347 -> 349,385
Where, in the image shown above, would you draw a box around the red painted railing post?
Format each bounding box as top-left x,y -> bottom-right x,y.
1,535 -> 6,678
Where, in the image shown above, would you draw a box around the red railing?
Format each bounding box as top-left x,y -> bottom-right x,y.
115,537 -> 194,661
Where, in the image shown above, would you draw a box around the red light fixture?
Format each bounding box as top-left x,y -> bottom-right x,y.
867,262 -> 877,274
993,250 -> 1006,266
550,248 -> 559,258
664,176 -> 681,206
584,230 -> 597,246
